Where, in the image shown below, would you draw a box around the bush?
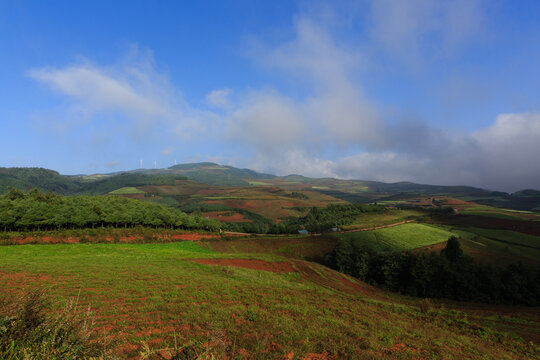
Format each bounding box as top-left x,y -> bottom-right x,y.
418,298 -> 433,313
0,289 -> 112,359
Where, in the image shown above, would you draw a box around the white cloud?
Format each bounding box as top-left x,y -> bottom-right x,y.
369,0 -> 486,67
106,161 -> 120,168
160,147 -> 175,156
206,88 -> 233,109
28,66 -> 163,117
227,90 -> 305,152
231,18 -> 381,154
27,50 -> 209,139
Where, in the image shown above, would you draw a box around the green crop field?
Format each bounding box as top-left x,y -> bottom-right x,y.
420,226 -> 540,266
459,210 -> 525,220
109,186 -> 146,195
0,240 -> 538,359
338,223 -> 455,253
247,180 -> 272,186
462,227 -> 540,249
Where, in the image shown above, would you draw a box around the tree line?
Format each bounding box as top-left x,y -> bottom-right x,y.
223,203 -> 385,234
269,203 -> 384,234
326,237 -> 540,306
0,188 -> 221,232
212,203 -> 385,234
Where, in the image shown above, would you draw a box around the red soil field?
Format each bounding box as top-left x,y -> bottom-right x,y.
202,211 -> 251,223
195,188 -> 232,196
5,233 -> 221,245
169,233 -> 219,241
119,194 -> 147,200
281,201 -> 306,207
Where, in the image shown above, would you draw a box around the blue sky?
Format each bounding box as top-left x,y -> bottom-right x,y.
1,0 -> 539,192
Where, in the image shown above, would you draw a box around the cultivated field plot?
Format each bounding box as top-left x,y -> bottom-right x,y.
340,209 -> 425,231
136,181 -> 345,222
338,223 -> 455,253
201,211 -> 252,223
446,228 -> 540,266
202,235 -> 339,261
198,187 -> 344,221
109,187 -> 146,195
459,227 -> 540,249
1,241 -> 538,359
458,206 -> 540,220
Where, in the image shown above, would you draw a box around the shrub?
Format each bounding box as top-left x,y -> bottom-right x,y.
0,289 -> 112,359
418,298 -> 433,313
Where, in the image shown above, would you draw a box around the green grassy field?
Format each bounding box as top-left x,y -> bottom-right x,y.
338,223 -> 455,253
109,186 -> 146,195
1,241 -> 538,359
446,227 -> 540,266
461,227 -> 540,248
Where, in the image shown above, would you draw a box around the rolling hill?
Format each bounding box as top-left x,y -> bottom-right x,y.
1,162 -> 540,212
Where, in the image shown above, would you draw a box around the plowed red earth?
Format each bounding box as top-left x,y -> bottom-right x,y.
434,214 -> 540,236
202,211 -> 251,223
189,259 -> 295,273
169,233 -> 219,240
6,233 -> 220,245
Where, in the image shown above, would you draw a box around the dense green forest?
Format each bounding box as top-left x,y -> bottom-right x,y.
0,189 -> 221,232
0,189 -> 381,235
269,203 -> 384,234
326,237 -> 540,305
148,202 -> 384,234
153,201 -> 275,234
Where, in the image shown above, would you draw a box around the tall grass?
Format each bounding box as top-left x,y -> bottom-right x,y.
0,289 -> 112,359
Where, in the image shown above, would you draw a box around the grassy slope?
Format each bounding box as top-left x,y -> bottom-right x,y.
460,227 -> 540,249
202,235 -> 340,262
337,223 -> 455,253
445,228 -> 540,266
1,241 -> 538,359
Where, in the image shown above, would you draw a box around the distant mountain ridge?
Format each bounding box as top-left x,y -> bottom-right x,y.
0,167 -> 187,195
1,163 -> 539,211
168,162 -> 276,186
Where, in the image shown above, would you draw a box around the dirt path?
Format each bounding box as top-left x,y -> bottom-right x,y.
222,231 -> 251,236
223,220 -> 414,237
342,220 -> 414,233
188,258 -> 295,273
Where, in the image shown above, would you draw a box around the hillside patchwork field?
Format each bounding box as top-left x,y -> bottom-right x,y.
1,165 -> 540,359
1,240 -> 539,359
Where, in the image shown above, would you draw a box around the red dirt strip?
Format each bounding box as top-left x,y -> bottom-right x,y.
188,258 -> 295,273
